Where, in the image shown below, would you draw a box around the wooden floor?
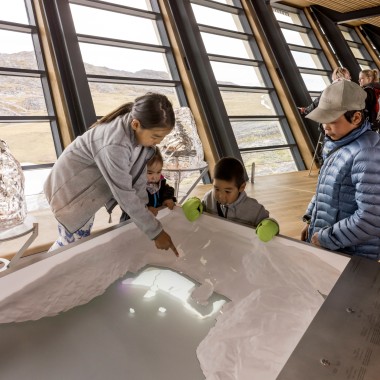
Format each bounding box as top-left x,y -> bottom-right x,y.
0,170 -> 319,260
188,169 -> 319,240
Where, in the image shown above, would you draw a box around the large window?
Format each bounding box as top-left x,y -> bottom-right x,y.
0,0 -> 60,168
69,0 -> 187,117
339,25 -> 378,72
272,4 -> 332,100
191,0 -> 302,178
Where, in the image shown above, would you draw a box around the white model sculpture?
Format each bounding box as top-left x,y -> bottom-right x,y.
0,139 -> 27,230
158,107 -> 206,182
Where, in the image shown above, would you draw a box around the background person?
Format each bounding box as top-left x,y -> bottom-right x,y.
44,92 -> 179,257
298,67 -> 351,116
358,69 -> 380,132
298,67 -> 351,166
182,157 -> 279,242
301,80 -> 380,260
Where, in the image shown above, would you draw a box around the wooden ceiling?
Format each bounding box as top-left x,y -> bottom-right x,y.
277,0 -> 380,27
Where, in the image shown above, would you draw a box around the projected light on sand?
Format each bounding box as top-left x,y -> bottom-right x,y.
122,267 -> 227,319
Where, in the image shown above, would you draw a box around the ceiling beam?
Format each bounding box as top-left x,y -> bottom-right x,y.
312,5 -> 380,24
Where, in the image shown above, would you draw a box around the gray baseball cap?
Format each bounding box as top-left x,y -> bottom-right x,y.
306,80 -> 367,124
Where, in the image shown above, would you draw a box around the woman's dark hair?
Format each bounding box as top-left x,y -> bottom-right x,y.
147,147 -> 164,168
90,92 -> 175,130
214,157 -> 246,188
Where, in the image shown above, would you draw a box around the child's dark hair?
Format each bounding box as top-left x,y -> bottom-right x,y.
343,110 -> 364,125
214,157 -> 246,188
91,92 -> 175,130
148,148 -> 164,168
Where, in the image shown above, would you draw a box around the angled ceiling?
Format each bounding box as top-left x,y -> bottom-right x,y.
277,0 -> 380,27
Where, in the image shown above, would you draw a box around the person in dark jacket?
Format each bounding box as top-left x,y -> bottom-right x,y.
359,69 -> 380,132
301,80 -> 380,260
298,67 -> 352,165
120,149 -> 176,222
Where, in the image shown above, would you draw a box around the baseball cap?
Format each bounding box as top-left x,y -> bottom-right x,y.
306,80 -> 367,124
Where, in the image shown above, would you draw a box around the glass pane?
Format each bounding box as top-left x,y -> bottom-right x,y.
70,4 -> 160,45
201,33 -> 253,59
192,4 -> 242,32
0,31 -> 38,69
80,43 -> 171,79
0,0 -> 28,24
241,149 -> 297,179
99,0 -> 151,10
208,0 -> 234,3
89,83 -> 180,115
211,62 -> 265,87
221,91 -> 277,116
0,76 -> 48,116
350,47 -> 365,59
301,73 -> 330,92
281,29 -> 313,47
0,123 -> 56,164
231,120 -> 287,149
360,63 -> 373,70
291,51 -> 324,69
273,8 -> 302,25
341,30 -> 354,42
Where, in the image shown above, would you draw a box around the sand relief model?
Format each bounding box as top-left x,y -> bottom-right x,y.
0,208 -> 348,380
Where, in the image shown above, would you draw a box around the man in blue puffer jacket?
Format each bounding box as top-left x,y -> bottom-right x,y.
301,80 -> 380,260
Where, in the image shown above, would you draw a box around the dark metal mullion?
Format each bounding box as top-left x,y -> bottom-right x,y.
167,0 -> 243,162
77,34 -> 168,53
277,21 -> 309,34
21,163 -> 54,171
346,40 -> 365,48
361,25 -> 380,57
297,67 -> 330,76
41,0 -> 97,137
239,144 -> 297,153
0,20 -> 35,33
69,0 -> 159,19
208,54 -> 260,66
152,2 -> 187,106
309,91 -> 321,98
287,44 -> 323,55
229,116 -> 282,121
346,38 -> 373,60
356,58 -> 373,66
25,0 -> 63,157
198,24 -> 249,40
0,68 -> 44,77
218,83 -> 272,91
311,6 -> 361,81
191,0 -> 241,14
0,116 -> 54,122
248,0 -> 318,151
87,75 -> 179,86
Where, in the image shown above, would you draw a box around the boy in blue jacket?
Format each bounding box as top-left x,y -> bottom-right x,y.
182,157 -> 279,242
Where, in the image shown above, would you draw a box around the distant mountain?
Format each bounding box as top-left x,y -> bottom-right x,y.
0,51 -> 172,116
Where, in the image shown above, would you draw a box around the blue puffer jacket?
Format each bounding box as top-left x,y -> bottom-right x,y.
305,121 -> 380,260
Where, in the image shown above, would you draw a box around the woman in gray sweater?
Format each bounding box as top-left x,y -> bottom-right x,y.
44,92 -> 178,256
